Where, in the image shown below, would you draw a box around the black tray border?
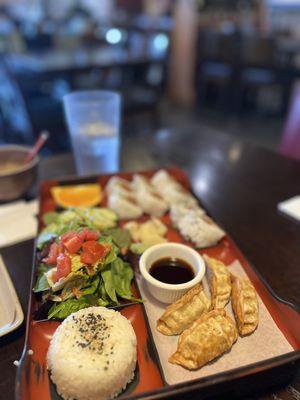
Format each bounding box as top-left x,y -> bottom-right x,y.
15,167 -> 300,400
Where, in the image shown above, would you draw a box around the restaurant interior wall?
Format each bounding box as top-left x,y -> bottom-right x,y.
0,0 -> 299,156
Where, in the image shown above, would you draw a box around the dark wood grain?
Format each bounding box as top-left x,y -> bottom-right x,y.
1,125 -> 300,400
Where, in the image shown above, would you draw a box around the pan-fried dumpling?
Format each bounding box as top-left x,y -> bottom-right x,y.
169,309 -> 238,370
204,255 -> 231,309
231,274 -> 259,336
157,283 -> 211,335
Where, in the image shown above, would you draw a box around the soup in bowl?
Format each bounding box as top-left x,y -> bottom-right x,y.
0,145 -> 39,201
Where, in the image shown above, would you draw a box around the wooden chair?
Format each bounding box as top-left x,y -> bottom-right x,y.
195,29 -> 238,111
235,34 -> 279,114
280,80 -> 300,160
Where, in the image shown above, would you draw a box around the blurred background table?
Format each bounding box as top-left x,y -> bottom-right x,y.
1,126 -> 299,400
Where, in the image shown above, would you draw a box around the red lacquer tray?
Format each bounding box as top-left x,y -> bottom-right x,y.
16,168 -> 300,400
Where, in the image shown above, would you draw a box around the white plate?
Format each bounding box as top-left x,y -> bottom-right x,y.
278,195 -> 300,221
0,255 -> 24,337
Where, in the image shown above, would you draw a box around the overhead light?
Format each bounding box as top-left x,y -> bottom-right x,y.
105,28 -> 122,44
153,33 -> 169,51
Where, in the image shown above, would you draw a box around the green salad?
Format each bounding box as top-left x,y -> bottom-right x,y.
34,207 -> 140,320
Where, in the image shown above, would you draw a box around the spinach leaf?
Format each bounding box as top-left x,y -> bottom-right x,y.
103,228 -> 131,249
101,268 -> 118,304
81,275 -> 100,296
47,295 -> 98,319
60,275 -> 87,300
111,258 -> 134,299
97,283 -> 110,307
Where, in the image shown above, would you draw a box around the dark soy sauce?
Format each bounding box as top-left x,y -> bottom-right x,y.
149,257 -> 195,284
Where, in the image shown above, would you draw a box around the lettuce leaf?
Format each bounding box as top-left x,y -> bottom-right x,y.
48,295 -> 98,319
36,232 -> 57,250
102,227 -> 131,249
33,272 -> 50,292
43,212 -> 59,226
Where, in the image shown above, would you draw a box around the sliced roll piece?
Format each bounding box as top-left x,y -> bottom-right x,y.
105,176 -> 132,196
151,169 -> 197,207
132,174 -> 168,217
177,213 -> 225,249
170,203 -> 205,228
108,192 -> 143,220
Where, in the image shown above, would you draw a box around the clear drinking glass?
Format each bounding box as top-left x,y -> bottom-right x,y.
63,90 -> 121,175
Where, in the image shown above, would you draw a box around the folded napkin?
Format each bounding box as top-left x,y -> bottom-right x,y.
277,195 -> 300,221
0,200 -> 38,247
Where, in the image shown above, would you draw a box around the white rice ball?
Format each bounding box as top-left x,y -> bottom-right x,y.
47,307 -> 137,400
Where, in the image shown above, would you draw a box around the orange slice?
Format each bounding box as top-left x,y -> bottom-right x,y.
51,184 -> 102,208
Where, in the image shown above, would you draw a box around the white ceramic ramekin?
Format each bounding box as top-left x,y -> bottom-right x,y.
139,243 -> 206,304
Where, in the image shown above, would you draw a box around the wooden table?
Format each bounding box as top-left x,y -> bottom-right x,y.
5,47 -> 166,75
1,126 -> 300,400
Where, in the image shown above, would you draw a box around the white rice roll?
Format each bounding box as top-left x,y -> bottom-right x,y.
151,169 -> 173,191
158,183 -> 198,207
177,212 -> 225,248
135,188 -> 168,217
170,203 -> 206,228
108,185 -> 133,198
131,174 -> 153,192
132,174 -> 168,216
108,192 -> 143,220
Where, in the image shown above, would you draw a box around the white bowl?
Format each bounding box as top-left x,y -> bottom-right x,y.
139,243 -> 206,304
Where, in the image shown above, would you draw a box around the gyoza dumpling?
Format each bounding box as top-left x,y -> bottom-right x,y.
231,274 -> 259,336
132,174 -> 168,217
108,192 -> 143,220
157,283 -> 211,335
177,213 -> 225,248
204,255 -> 231,309
169,309 -> 238,370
